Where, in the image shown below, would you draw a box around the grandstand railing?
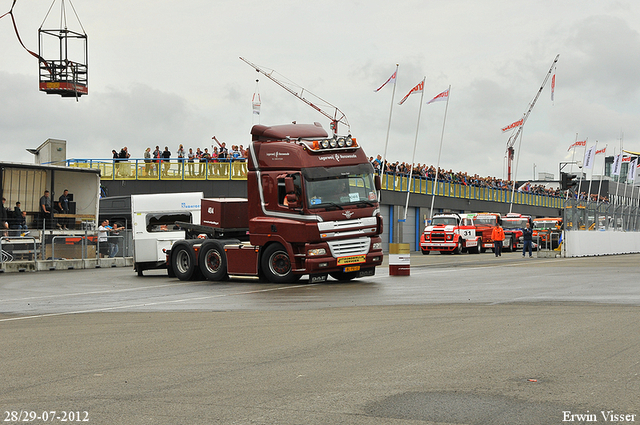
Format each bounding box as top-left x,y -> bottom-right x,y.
67,158 -> 248,181
67,158 -> 565,209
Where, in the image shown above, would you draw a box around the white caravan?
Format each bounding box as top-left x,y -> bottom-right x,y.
131,192 -> 203,276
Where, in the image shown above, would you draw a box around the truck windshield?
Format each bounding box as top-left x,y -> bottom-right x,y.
474,216 -> 498,226
533,220 -> 560,230
303,164 -> 377,209
431,217 -> 458,226
502,219 -> 529,229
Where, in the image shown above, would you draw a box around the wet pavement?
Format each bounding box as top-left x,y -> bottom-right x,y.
1,252 -> 639,424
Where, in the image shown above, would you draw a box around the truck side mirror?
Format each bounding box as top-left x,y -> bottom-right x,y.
284,177 -> 295,194
374,175 -> 381,191
284,176 -> 301,209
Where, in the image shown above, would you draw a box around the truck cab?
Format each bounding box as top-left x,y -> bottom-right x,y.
167,123 -> 384,283
501,212 -> 533,251
533,217 -> 563,249
472,212 -> 501,251
419,213 -> 481,254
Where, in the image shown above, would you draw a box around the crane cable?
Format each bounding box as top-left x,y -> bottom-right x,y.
1,0 -> 51,71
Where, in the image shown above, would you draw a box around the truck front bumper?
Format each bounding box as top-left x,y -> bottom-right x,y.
304,250 -> 384,275
421,242 -> 456,252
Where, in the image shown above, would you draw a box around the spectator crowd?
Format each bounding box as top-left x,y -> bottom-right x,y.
368,154 -> 609,202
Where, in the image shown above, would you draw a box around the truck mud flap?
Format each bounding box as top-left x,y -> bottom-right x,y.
309,273 -> 328,283
357,268 -> 375,278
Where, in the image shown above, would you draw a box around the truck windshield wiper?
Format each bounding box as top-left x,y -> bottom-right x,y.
317,202 -> 343,210
355,200 -> 375,207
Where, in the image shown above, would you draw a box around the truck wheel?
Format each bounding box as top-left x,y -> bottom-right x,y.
199,240 -> 228,281
454,241 -> 463,254
329,271 -> 358,281
171,243 -> 196,281
421,249 -> 430,255
261,244 -> 299,283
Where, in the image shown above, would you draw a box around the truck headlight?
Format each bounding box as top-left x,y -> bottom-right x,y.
373,242 -> 382,250
307,248 -> 326,256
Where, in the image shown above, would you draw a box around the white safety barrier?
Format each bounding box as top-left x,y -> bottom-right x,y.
563,230 -> 640,257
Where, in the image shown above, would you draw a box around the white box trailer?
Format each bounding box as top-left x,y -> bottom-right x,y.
131,192 -> 203,276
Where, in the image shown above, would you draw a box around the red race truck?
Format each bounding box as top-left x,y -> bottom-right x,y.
166,123 -> 384,283
501,212 -> 533,251
471,212 -> 501,252
419,213 -> 482,254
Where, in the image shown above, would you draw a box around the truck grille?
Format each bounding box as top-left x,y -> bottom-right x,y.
429,232 -> 446,242
327,238 -> 371,258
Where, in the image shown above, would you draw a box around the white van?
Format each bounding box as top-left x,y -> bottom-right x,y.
132,192 -> 203,276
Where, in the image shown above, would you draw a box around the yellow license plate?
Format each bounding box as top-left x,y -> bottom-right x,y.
337,255 -> 366,265
344,265 -> 360,272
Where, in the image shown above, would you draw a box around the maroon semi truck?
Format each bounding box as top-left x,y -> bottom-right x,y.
167,122 -> 384,283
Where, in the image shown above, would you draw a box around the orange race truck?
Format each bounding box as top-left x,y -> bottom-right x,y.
532,217 -> 563,249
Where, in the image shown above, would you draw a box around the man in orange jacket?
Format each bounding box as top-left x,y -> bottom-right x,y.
491,224 -> 505,257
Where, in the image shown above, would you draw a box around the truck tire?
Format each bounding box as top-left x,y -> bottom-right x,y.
454,240 -> 463,254
329,271 -> 358,281
421,249 -> 430,255
171,243 -> 197,281
261,244 -> 299,283
199,240 -> 228,281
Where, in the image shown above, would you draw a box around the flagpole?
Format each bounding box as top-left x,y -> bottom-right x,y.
566,133 -> 578,201
577,139 -> 588,202
509,114 -> 525,213
618,133 -> 625,229
380,64 -> 399,199
429,85 -> 451,222
587,141 -> 597,203
404,77 -> 426,221
597,144 -> 607,204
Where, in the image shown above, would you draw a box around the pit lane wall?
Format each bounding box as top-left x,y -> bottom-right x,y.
564,230 -> 640,257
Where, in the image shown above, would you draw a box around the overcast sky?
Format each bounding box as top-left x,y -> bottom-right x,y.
2,0 -> 639,181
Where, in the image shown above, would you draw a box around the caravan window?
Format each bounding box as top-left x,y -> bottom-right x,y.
146,213 -> 192,233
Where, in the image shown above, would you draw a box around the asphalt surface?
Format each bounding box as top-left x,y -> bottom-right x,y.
1,251 -> 640,424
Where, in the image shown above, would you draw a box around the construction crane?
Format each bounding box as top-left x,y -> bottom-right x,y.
240,57 -> 349,135
505,54 -> 559,181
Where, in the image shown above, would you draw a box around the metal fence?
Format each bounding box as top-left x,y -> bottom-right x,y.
0,230 -> 133,265
67,158 -> 248,181
564,197 -> 640,232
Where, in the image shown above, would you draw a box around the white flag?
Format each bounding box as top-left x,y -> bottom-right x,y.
426,88 -> 449,104
583,145 -> 596,169
627,158 -> 638,182
612,153 -> 622,176
374,70 -> 397,92
398,79 -> 424,105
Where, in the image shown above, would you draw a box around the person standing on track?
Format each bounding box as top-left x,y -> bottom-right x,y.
491,223 -> 505,257
522,222 -> 533,258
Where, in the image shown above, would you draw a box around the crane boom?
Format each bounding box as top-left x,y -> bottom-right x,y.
240,57 -> 349,134
506,54 -> 559,180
